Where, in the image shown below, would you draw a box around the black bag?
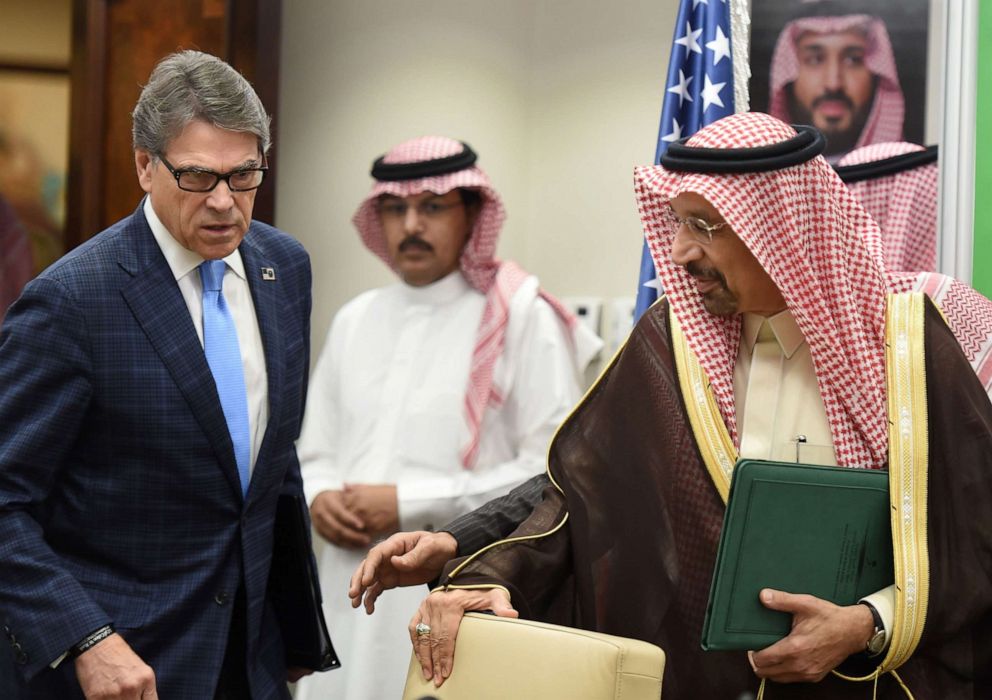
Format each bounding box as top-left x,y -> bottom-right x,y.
269,493 -> 340,672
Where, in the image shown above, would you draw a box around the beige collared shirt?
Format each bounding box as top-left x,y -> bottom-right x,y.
733,310 -> 836,466
733,308 -> 893,649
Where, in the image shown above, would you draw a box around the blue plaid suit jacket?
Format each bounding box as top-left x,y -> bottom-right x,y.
0,204 -> 312,698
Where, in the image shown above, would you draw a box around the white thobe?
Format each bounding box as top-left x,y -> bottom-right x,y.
294,270 -> 596,700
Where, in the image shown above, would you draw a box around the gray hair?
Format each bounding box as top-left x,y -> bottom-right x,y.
132,50 -> 271,157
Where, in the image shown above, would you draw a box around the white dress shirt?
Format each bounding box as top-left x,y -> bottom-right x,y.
144,198 -> 268,475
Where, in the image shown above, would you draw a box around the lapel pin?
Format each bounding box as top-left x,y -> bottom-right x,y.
261,267 -> 276,281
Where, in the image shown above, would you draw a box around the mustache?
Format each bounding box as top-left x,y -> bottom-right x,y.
812,90 -> 854,111
399,237 -> 434,253
685,262 -> 725,285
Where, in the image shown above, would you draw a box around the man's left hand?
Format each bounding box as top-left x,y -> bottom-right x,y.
343,483 -> 399,537
749,588 -> 875,683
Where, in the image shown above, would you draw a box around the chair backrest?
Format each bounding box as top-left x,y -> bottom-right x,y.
402,612 -> 665,700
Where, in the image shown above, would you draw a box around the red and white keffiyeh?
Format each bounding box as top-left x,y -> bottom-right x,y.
837,144 -> 992,397
769,14 -> 904,150
635,112 -> 890,469
838,142 -> 937,272
353,136 -> 578,468
889,272 -> 992,397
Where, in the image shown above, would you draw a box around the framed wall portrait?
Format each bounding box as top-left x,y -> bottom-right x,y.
749,0 -> 930,163
0,0 -> 72,279
0,67 -> 69,274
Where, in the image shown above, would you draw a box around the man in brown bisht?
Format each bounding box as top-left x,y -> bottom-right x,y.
391,113 -> 992,698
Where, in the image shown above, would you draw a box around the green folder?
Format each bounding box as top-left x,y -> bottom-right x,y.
700,459 -> 892,651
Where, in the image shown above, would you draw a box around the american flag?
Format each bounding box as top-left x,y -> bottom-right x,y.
633,0 -> 737,320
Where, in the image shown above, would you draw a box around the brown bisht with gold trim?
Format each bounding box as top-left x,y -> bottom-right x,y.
442,295 -> 992,699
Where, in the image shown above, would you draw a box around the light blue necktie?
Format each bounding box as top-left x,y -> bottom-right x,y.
200,260 -> 251,497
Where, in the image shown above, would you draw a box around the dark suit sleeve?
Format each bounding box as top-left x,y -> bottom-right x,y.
280,250 -> 311,501
443,472 -> 549,556
0,278 -> 112,676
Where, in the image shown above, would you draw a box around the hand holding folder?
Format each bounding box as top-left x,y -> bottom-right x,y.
701,460 -> 892,651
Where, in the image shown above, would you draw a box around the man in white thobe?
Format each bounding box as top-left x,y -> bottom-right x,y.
293,136 -> 600,700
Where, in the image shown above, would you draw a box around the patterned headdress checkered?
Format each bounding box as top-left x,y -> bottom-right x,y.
353,136 -> 576,468
635,112 -> 890,468
837,142 -> 937,272
835,143 -> 992,396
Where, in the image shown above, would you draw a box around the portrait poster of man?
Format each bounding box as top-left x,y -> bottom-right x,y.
749,0 -> 929,163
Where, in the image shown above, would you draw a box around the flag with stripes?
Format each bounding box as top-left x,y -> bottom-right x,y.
633,0 -> 737,320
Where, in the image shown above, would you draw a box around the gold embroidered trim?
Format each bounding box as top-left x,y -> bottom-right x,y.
670,308 -> 737,503
837,292 -> 930,683
434,584 -> 512,600
881,292 -> 930,670
831,667 -> 915,699
444,511 -> 570,581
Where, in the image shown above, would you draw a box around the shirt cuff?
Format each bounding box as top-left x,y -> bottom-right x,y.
396,481 -> 452,533
860,584 -> 895,650
302,476 -> 343,507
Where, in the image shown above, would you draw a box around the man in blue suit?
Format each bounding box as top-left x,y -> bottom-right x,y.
0,51 -> 316,698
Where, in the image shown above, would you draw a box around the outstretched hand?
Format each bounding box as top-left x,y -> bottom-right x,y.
349,530 -> 459,614
749,588 -> 875,684
410,587 -> 517,687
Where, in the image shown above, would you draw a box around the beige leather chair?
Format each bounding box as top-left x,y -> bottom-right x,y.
402,613 -> 665,700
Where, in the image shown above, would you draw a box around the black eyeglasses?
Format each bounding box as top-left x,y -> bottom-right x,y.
158,154 -> 268,193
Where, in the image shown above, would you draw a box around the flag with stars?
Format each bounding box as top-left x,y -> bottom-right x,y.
633,0 -> 736,321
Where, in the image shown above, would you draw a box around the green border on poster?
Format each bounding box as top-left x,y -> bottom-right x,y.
974,2 -> 992,295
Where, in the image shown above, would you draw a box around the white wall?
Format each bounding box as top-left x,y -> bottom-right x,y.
277,0 -> 675,356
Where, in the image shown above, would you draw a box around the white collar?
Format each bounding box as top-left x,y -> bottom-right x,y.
398,269 -> 472,305
144,197 -> 246,281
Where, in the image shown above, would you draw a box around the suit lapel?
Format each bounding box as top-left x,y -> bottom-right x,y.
240,235 -> 284,500
118,207 -> 245,500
